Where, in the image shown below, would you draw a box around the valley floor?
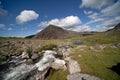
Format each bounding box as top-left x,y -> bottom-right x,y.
0,33 -> 120,80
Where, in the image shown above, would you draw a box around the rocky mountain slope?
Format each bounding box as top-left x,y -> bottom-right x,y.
34,25 -> 69,39
106,23 -> 120,34
27,23 -> 120,40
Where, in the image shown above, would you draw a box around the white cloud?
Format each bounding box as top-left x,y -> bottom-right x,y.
36,29 -> 43,33
88,13 -> 100,19
8,27 -> 12,30
97,16 -> 120,28
86,17 -> 108,25
86,14 -> 120,31
9,24 -> 15,26
80,1 -> 120,32
0,24 -> 5,29
80,0 -> 113,9
39,21 -> 49,27
101,1 -> 120,16
84,10 -> 93,15
16,10 -> 39,24
71,25 -> 92,32
39,16 -> 81,29
0,8 -> 8,17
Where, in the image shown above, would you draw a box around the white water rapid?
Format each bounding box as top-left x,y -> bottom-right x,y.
4,50 -> 57,80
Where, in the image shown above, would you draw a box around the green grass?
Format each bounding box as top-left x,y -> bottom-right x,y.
0,31 -> 120,80
71,46 -> 120,80
38,44 -> 57,51
47,70 -> 68,80
79,32 -> 120,44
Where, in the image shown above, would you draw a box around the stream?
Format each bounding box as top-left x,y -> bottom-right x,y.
0,50 -> 57,80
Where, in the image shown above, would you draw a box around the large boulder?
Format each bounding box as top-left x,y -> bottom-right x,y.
67,73 -> 101,80
21,51 -> 29,59
36,68 -> 50,80
31,53 -> 39,60
67,58 -> 81,74
51,58 -> 67,70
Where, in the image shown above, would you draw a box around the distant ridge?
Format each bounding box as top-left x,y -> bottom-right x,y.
34,25 -> 69,39
106,23 -> 120,33
25,23 -> 120,39
112,23 -> 120,32
25,35 -> 35,38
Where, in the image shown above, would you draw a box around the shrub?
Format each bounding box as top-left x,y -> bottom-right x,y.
35,44 -> 57,52
26,46 -> 33,54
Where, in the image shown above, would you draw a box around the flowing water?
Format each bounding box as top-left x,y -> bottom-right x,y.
1,50 -> 56,80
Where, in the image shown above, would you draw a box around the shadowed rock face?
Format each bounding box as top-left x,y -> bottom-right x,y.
114,23 -> 120,31
106,23 -> 120,32
34,25 -> 68,39
67,73 -> 101,80
110,63 -> 120,75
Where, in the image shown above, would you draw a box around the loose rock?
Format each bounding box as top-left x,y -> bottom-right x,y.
67,58 -> 81,74
31,53 -> 39,60
67,73 -> 101,80
21,51 -> 29,59
51,58 -> 67,70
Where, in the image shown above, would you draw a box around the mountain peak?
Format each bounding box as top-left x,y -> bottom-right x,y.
46,24 -> 64,30
34,25 -> 68,39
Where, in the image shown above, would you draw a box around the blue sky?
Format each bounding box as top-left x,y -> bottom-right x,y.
0,0 -> 120,37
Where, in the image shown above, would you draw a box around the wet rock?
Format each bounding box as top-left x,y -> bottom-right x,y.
67,58 -> 81,74
67,73 -> 101,80
31,53 -> 39,60
26,59 -> 33,64
21,51 -> 29,59
51,58 -> 67,70
9,56 -> 23,65
36,68 -> 49,80
113,43 -> 120,48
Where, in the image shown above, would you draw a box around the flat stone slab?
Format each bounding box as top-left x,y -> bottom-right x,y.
67,58 -> 81,74
51,58 -> 67,70
67,73 -> 101,80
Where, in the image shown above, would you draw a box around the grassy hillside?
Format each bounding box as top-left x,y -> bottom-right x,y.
46,31 -> 120,80
71,45 -> 120,80
0,30 -> 120,80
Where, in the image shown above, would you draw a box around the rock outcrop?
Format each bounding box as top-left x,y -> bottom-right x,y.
21,51 -> 29,59
51,58 -> 67,70
67,58 -> 81,74
31,53 -> 39,60
67,73 -> 101,80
